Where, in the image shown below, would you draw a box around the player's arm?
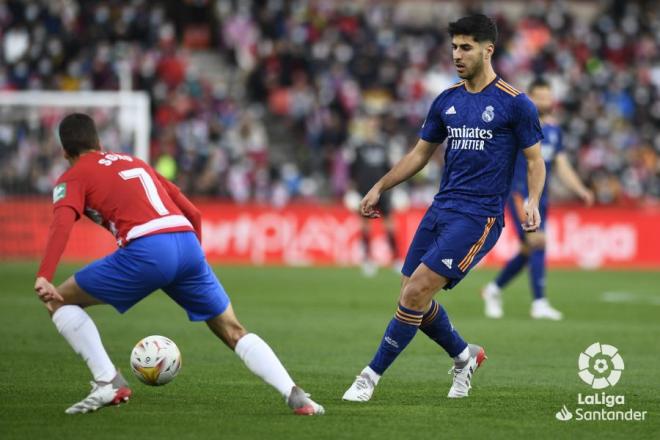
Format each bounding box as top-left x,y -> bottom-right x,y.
360,139 -> 438,218
522,143 -> 546,232
554,152 -> 594,205
155,173 -> 203,242
34,206 -> 78,303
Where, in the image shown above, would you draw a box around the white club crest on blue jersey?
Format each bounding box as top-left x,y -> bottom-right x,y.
482,105 -> 495,122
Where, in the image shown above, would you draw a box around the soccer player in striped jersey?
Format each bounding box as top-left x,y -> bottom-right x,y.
482,78 -> 594,320
34,113 -> 324,415
343,15 -> 546,402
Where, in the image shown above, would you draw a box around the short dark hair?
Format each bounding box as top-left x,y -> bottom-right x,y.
58,113 -> 100,157
448,14 -> 498,44
528,77 -> 551,93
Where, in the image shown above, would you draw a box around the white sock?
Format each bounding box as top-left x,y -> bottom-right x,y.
453,346 -> 470,363
234,333 -> 295,398
532,298 -> 547,306
52,305 -> 116,383
361,366 -> 381,385
485,281 -> 501,296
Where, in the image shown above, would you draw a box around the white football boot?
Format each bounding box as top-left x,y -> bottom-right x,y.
65,371 -> 132,414
447,344 -> 487,398
342,371 -> 377,402
287,386 -> 325,415
531,298 -> 563,320
482,282 -> 503,319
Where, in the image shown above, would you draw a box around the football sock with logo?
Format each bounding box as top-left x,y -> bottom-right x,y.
52,305 -> 117,383
529,249 -> 546,300
495,252 -> 528,288
368,303 -> 423,375
419,300 -> 468,357
234,333 -> 296,398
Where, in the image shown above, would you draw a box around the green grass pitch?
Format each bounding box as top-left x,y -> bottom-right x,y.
0,262 -> 658,439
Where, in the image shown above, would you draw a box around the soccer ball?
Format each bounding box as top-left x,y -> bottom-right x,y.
130,335 -> 182,386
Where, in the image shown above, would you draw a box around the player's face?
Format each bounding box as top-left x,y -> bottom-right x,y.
452,35 -> 493,80
529,86 -> 554,115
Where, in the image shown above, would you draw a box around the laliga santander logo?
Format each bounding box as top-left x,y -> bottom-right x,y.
578,342 -> 624,389
556,343 -> 647,422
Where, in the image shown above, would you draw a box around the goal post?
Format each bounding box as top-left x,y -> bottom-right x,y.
0,90 -> 151,261
0,90 -> 150,162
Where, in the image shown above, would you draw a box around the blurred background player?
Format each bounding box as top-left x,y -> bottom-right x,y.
343,15 -> 546,403
348,114 -> 400,276
482,78 -> 595,321
34,113 -> 324,416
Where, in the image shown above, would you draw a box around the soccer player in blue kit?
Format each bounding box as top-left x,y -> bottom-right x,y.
343,15 -> 547,402
482,78 -> 594,320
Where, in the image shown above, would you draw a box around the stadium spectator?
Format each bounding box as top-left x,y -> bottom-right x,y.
1,0 -> 659,205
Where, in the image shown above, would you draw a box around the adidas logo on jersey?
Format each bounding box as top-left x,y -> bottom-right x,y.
442,258 -> 453,269
445,106 -> 457,115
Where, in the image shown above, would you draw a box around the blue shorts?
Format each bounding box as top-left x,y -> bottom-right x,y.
508,191 -> 548,241
402,207 -> 503,289
75,231 -> 230,321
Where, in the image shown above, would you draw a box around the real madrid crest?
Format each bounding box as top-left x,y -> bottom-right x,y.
482,105 -> 495,122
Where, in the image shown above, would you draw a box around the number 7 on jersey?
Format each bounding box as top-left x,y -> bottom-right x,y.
119,168 -> 170,216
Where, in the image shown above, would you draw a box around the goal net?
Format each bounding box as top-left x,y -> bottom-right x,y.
0,90 -> 150,262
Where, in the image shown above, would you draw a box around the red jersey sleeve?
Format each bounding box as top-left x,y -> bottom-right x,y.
52,178 -> 85,219
36,206 -> 77,281
155,173 -> 202,242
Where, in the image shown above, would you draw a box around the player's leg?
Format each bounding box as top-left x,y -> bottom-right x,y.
343,207 -> 487,402
58,236 -> 187,414
483,194 -> 528,318
48,274 -> 132,414
343,263 -> 446,402
415,211 -> 500,397
360,216 -> 377,277
343,207 -> 440,402
205,306 -> 323,415
527,231 -> 562,320
48,276 -> 114,381
165,231 -> 324,415
52,277 -> 132,414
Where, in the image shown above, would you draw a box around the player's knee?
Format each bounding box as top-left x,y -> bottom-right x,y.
527,233 -> 546,250
400,281 -> 433,311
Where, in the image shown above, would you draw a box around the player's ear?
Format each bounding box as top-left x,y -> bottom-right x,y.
483,42 -> 494,60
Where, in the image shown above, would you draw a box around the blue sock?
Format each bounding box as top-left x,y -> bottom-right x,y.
368,303 -> 423,375
495,252 -> 528,288
529,249 -> 546,300
419,300 -> 468,357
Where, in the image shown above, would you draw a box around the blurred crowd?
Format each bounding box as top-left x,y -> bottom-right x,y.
1,0 -> 659,206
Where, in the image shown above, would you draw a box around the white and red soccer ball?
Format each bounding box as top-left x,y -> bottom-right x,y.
130,335 -> 181,386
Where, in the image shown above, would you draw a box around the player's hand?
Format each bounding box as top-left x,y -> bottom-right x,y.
34,276 -> 64,303
580,189 -> 595,207
522,200 -> 541,232
360,188 -> 382,218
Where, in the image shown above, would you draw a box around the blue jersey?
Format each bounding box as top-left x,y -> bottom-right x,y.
511,122 -> 563,206
420,78 -> 543,217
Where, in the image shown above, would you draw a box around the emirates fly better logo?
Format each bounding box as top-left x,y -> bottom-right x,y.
578,342 -> 624,389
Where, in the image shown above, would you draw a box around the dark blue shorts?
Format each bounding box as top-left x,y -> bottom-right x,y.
508,191 -> 548,241
75,231 -> 230,321
402,208 -> 503,289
